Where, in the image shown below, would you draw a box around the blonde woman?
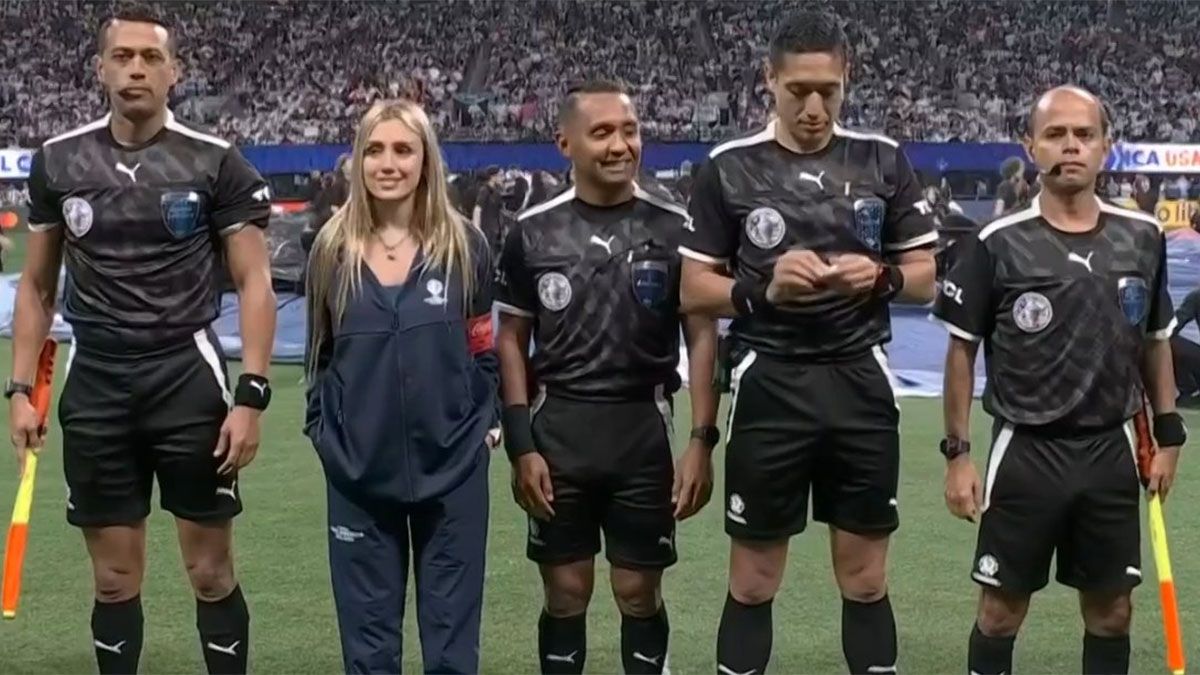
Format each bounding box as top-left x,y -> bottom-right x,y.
304,100 -> 497,674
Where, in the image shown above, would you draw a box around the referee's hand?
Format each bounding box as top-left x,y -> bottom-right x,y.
766,249 -> 836,303
214,406 -> 262,475
822,254 -> 881,296
1146,447 -> 1180,502
8,395 -> 45,478
673,439 -> 714,521
512,452 -> 555,520
944,454 -> 982,523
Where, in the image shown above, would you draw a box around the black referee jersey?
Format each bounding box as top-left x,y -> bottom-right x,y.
495,184 -> 692,401
932,195 -> 1174,430
26,111 -> 272,355
680,120 -> 938,360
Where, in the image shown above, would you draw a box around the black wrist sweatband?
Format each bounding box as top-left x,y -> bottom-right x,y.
1153,412 -> 1187,448
502,404 -> 536,461
233,373 -> 271,410
731,279 -> 768,317
874,263 -> 905,301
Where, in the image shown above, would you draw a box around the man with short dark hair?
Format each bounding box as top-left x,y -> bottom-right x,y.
679,11 -> 937,674
8,7 -> 275,674
497,79 -> 718,674
935,86 -> 1183,675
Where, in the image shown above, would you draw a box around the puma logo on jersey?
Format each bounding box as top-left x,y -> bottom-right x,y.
1068,251 -> 1094,273
251,186 -> 271,202
589,235 -> 617,255
799,170 -> 825,190
216,481 -> 237,500
115,162 -> 141,183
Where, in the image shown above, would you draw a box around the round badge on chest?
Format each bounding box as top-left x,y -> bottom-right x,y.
537,272 -> 572,311
62,197 -> 93,237
745,207 -> 785,249
1012,291 -> 1053,333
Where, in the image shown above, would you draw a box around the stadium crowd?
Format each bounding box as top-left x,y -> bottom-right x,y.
3,0 -> 1200,147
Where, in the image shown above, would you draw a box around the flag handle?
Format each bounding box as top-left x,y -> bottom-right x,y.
1,339 -> 57,619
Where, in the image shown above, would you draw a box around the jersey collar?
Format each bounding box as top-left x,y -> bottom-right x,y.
104,109 -> 173,152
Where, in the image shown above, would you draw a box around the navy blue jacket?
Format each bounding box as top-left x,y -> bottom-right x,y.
305,231 -> 498,504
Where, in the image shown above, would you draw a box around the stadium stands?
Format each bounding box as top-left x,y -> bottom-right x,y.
3,0 -> 1199,147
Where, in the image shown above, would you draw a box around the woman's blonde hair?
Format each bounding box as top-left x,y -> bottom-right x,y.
305,99 -> 474,376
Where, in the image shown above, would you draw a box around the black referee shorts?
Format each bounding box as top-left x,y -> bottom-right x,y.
59,329 -> 241,527
526,389 -> 677,570
971,421 -> 1142,594
723,347 -> 900,540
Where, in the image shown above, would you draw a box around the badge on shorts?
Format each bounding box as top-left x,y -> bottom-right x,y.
1117,276 -> 1148,326
853,197 -> 886,253
745,207 -> 785,249
62,197 -> 93,237
631,260 -> 669,309
1012,291 -> 1053,333
160,191 -> 203,239
977,554 -> 1000,578
537,272 -> 572,311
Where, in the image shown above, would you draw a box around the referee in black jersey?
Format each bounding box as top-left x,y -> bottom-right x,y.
8,8 -> 275,674
934,86 -> 1184,675
497,80 -> 719,674
678,13 -> 938,674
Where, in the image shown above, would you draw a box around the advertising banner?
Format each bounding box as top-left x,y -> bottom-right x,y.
1114,197 -> 1198,229
1105,143 -> 1200,174
0,149 -> 34,180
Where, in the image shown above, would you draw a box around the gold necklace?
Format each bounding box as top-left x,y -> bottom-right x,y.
376,231 -> 408,261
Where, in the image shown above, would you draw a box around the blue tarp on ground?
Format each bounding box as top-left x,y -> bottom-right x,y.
2,230 -> 1199,397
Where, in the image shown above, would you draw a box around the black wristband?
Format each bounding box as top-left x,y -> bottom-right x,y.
873,263 -> 905,301
502,404 -> 536,461
731,279 -> 768,317
233,373 -> 271,410
1153,412 -> 1188,448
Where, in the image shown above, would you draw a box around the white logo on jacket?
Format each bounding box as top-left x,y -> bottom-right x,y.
425,279 -> 447,306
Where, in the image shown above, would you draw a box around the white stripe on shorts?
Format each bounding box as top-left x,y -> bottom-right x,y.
982,423 -> 1015,513
653,383 -> 673,452
725,350 -> 758,443
871,345 -> 901,413
193,329 -> 232,408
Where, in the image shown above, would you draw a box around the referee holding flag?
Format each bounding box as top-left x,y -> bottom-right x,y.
8,7 -> 275,674
934,86 -> 1183,675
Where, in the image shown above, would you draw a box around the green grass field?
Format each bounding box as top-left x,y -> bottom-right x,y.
0,353 -> 1197,673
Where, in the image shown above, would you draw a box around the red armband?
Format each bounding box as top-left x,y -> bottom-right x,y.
467,314 -> 494,355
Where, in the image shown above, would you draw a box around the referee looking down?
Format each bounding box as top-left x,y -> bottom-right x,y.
678,12 -> 937,675
934,86 -> 1183,675
8,7 -> 275,674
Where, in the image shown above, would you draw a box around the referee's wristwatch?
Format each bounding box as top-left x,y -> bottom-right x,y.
939,436 -> 971,460
4,379 -> 32,400
691,425 -> 721,450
